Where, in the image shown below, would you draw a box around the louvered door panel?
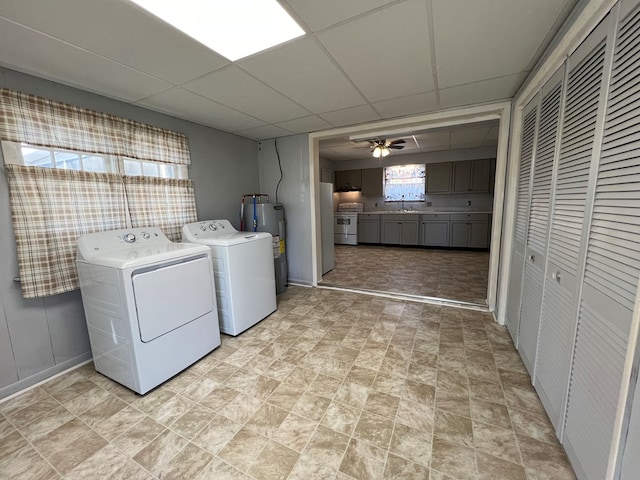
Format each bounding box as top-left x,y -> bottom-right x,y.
535,34 -> 608,438
505,100 -> 538,341
518,77 -> 562,375
564,6 -> 640,479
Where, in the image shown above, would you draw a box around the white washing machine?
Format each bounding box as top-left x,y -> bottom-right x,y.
76,227 -> 220,394
182,219 -> 277,336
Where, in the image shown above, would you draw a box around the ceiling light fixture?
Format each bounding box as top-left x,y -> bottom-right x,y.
128,0 -> 305,61
372,146 -> 390,158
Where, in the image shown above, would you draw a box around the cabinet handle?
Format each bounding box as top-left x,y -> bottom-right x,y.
528,254 -> 535,262
551,271 -> 561,283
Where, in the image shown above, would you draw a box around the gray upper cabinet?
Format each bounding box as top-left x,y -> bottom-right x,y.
361,168 -> 383,197
335,169 -> 362,191
452,159 -> 492,193
425,162 -> 452,193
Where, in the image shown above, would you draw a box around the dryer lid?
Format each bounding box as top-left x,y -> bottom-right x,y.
77,227 -> 210,269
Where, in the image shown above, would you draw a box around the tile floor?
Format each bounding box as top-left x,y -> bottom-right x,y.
0,287 -> 576,480
321,246 -> 490,305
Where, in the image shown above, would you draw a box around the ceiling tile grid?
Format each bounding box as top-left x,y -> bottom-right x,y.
0,0 -> 577,142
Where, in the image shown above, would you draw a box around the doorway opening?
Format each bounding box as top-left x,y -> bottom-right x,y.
308,103 -> 511,314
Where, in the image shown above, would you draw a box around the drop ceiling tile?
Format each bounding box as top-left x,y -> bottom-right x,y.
432,0 -> 575,87
239,37 -> 366,113
276,115 -> 332,134
0,17 -> 170,102
319,105 -> 381,128
373,91 -> 439,118
414,131 -> 451,150
137,87 -> 265,132
183,66 -> 310,124
450,126 -> 491,147
317,0 -> 433,103
439,73 -> 526,109
0,0 -> 229,84
284,0 -> 397,31
238,124 -> 293,140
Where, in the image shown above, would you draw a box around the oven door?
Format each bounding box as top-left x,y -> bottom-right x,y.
334,214 -> 355,235
334,214 -> 358,245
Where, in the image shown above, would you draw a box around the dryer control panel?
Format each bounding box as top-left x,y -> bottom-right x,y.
77,227 -> 170,260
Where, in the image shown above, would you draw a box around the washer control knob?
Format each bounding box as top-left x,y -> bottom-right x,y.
123,233 -> 136,243
209,223 -> 217,231
200,224 -> 207,231
141,232 -> 150,239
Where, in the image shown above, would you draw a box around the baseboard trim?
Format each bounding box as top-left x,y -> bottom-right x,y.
0,352 -> 92,403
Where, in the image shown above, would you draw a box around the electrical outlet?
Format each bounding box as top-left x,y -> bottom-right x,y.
466,200 -> 472,206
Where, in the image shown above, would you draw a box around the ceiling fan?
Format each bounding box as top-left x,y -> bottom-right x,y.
369,138 -> 405,158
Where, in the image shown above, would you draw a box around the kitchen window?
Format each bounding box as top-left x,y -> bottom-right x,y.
384,164 -> 426,202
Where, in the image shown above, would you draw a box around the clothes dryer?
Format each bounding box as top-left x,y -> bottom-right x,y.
182,219 -> 277,335
76,227 -> 220,394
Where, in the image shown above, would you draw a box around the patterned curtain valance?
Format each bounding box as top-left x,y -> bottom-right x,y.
0,88 -> 190,165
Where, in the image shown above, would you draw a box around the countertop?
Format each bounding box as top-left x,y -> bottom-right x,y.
360,209 -> 493,215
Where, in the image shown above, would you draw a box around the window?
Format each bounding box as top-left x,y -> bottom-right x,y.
3,142 -> 188,179
384,164 -> 426,202
0,88 -> 196,299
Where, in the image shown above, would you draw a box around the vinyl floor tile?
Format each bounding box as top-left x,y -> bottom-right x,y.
0,286 -> 576,480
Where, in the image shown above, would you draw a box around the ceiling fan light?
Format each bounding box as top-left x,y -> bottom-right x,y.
381,147 -> 390,157
372,146 -> 382,158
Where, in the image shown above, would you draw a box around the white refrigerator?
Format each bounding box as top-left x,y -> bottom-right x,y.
319,182 -> 335,275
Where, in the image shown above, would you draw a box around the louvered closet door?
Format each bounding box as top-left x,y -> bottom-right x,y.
505,98 -> 539,342
564,4 -> 640,479
518,71 -> 564,376
535,20 -> 611,436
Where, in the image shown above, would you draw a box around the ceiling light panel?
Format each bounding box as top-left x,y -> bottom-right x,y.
128,0 -> 305,61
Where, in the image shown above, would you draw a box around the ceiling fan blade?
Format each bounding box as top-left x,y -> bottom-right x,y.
389,145 -> 405,149
389,139 -> 406,145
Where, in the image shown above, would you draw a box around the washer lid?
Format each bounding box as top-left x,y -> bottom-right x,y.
183,220 -> 273,246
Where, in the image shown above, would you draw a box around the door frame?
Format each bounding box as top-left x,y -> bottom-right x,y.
308,101 -> 511,317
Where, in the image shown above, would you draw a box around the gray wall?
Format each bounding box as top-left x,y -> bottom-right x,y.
0,67 -> 260,399
258,135 -> 313,286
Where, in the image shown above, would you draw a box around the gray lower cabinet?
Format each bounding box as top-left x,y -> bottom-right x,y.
381,215 -> 419,245
419,214 -> 450,246
357,214 -> 380,243
449,213 -> 489,248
